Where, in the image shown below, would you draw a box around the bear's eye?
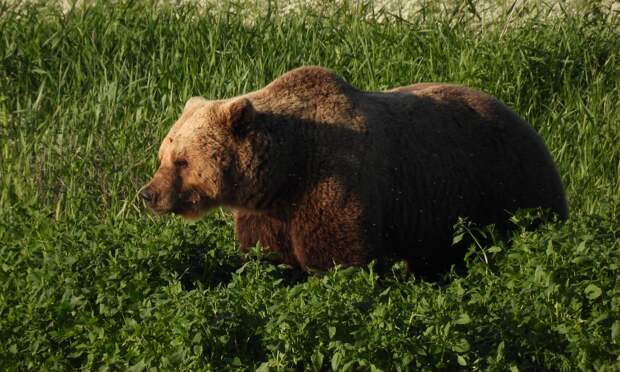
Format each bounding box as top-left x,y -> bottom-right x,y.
174,159 -> 188,168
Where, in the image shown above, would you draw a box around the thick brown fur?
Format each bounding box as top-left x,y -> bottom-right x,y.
142,66 -> 568,273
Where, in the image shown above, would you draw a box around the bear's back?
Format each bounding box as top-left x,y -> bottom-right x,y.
382,83 -> 567,220
356,83 -> 567,270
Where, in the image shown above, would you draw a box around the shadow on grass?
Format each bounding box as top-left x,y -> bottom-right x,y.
173,243 -> 308,290
173,210 -> 560,290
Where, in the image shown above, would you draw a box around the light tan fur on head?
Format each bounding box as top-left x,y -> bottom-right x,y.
142,96 -> 257,219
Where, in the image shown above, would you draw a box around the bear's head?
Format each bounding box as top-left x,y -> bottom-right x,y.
140,96 -> 259,219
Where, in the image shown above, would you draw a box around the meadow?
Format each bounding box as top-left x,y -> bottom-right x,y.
1,0 -> 619,370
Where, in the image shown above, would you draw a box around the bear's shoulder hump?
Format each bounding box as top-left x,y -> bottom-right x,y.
266,66 -> 356,96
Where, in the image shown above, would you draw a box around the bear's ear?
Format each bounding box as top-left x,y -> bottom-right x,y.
184,96 -> 207,112
225,97 -> 255,138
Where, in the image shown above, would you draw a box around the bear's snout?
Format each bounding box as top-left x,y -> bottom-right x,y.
140,183 -> 166,212
140,166 -> 182,214
140,182 -> 178,214
139,187 -> 155,203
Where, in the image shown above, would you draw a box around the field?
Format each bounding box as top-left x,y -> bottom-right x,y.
1,0 -> 620,370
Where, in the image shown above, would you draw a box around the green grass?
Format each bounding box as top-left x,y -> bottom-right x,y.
1,0 -> 619,370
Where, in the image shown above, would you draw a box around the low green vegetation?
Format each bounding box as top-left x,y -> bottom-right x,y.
1,1 -> 619,370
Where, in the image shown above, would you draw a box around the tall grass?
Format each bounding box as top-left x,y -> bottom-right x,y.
1,0 -> 619,370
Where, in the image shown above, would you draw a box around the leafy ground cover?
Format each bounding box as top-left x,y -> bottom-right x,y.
1,1 -> 619,370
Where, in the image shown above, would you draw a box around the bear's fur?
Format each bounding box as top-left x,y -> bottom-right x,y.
141,66 -> 568,273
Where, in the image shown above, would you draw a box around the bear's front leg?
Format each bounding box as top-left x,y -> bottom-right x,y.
234,211 -> 298,266
289,179 -> 370,271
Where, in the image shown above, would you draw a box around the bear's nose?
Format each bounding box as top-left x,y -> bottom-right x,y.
140,188 -> 155,203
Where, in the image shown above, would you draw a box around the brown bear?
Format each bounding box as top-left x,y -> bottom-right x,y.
141,66 -> 568,273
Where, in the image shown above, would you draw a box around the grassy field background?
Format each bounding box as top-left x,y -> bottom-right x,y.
1,0 -> 619,370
